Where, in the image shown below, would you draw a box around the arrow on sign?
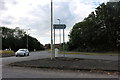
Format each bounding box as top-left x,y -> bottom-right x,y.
53,24 -> 66,29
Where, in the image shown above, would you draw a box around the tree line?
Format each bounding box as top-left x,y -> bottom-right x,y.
0,27 -> 45,51
65,2 -> 120,52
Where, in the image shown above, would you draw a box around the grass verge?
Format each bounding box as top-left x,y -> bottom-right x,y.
59,51 -> 120,56
0,50 -> 15,57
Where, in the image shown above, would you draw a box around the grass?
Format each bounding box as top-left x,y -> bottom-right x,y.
0,50 -> 14,54
47,49 -> 120,56
59,51 -> 120,56
0,50 -> 15,57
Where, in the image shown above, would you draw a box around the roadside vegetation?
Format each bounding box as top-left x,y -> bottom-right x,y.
59,51 -> 120,56
63,2 -> 120,53
0,50 -> 15,57
0,27 -> 45,51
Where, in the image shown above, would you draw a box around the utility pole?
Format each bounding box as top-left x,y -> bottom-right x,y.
51,0 -> 54,59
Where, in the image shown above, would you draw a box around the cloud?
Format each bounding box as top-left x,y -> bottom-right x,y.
54,1 -> 75,27
0,0 -> 109,45
0,0 -> 7,11
0,16 -> 15,25
0,0 -> 18,11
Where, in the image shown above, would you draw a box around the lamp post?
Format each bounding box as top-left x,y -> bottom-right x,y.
24,29 -> 30,49
0,29 -> 2,50
51,0 -> 54,59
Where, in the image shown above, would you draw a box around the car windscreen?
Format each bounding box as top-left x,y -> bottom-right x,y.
19,50 -> 25,51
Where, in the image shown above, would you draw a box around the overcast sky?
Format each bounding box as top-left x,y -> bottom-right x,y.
0,0 -> 109,45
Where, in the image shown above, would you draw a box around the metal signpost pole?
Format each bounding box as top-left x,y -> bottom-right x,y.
53,24 -> 66,57
57,19 -> 61,50
54,26 -> 55,53
63,28 -> 65,57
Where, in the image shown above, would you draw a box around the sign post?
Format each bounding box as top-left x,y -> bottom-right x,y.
53,24 -> 66,57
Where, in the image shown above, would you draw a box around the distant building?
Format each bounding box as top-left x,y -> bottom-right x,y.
54,44 -> 60,49
44,44 -> 60,49
44,44 -> 51,49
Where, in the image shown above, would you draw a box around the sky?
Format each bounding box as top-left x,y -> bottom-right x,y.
0,0 -> 110,45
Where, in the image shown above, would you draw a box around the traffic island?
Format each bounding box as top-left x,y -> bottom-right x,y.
9,57 -> 119,73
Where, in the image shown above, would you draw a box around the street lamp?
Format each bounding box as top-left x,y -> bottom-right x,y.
0,29 -> 2,50
24,29 -> 30,49
57,19 -> 60,24
51,0 -> 54,59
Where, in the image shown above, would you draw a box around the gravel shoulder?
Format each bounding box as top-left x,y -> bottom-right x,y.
9,57 -> 119,73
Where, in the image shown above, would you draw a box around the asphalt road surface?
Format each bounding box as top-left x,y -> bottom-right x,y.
1,51 -> 119,78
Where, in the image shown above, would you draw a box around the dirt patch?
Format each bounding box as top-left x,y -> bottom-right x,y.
10,57 -> 119,72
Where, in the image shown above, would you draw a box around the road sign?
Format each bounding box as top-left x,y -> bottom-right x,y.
53,24 -> 66,29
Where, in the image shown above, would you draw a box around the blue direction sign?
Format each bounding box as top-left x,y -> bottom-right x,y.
53,24 -> 66,29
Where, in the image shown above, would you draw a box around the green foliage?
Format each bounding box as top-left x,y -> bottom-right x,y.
68,2 -> 120,52
0,27 -> 45,51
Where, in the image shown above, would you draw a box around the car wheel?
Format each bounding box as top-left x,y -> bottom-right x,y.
24,53 -> 26,56
27,53 -> 29,56
16,55 -> 18,57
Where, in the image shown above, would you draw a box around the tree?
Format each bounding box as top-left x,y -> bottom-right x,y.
68,2 -> 120,52
0,27 -> 45,51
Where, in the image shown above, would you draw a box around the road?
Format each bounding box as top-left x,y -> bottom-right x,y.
1,51 -> 119,78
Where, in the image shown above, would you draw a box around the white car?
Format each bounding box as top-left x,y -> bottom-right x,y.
15,49 -> 29,57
